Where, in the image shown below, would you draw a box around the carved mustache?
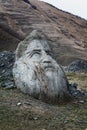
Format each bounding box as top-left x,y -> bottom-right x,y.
42,63 -> 55,70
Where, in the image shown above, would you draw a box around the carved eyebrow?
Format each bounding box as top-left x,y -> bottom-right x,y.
26,49 -> 41,57
33,49 -> 41,52
26,49 -> 41,54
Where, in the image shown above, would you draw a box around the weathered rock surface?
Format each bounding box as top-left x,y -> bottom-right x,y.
68,83 -> 86,98
0,0 -> 87,101
13,30 -> 71,103
0,50 -> 86,100
64,60 -> 87,72
0,0 -> 87,65
0,51 -> 15,88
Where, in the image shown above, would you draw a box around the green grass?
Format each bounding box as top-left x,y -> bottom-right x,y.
0,72 -> 87,130
66,72 -> 87,91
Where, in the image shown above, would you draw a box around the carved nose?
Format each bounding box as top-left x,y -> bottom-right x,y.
42,55 -> 52,64
41,51 -> 52,63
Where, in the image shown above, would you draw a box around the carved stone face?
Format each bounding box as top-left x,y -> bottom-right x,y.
24,39 -> 57,72
13,31 -> 70,103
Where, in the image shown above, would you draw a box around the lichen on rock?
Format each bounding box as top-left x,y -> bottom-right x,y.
13,30 -> 71,103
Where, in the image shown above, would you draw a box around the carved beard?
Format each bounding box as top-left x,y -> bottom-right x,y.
13,60 -> 69,103
28,63 -> 68,102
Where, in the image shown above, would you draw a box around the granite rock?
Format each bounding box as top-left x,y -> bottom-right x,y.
13,30 -> 71,103
0,51 -> 15,88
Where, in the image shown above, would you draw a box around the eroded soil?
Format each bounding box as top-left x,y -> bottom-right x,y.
0,72 -> 87,130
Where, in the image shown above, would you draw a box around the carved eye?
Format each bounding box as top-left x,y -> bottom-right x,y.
32,52 -> 40,56
46,50 -> 52,56
30,50 -> 41,58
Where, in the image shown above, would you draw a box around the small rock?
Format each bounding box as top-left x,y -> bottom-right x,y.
17,102 -> 22,106
2,81 -> 15,89
79,100 -> 84,104
64,60 -> 87,72
33,117 -> 38,120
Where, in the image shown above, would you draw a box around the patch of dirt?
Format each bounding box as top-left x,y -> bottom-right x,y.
0,72 -> 87,130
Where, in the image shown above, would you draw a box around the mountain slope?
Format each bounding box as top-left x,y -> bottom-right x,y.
0,0 -> 87,65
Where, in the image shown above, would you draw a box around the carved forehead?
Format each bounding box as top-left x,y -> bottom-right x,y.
15,30 -> 51,59
27,39 -> 51,51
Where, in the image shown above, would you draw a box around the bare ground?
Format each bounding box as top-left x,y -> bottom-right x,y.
0,72 -> 87,130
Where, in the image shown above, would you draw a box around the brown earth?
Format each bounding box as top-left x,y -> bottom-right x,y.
0,72 -> 87,130
0,1 -> 87,129
0,0 -> 87,65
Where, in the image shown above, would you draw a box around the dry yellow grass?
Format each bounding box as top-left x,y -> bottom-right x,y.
66,72 -> 87,91
0,72 -> 87,130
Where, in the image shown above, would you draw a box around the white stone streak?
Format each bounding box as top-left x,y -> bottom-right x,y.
13,30 -> 70,103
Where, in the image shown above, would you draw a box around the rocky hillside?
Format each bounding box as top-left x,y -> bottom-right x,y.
0,0 -> 87,65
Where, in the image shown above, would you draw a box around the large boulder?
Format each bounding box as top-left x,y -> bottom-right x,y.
13,30 -> 71,103
0,51 -> 15,88
64,60 -> 87,72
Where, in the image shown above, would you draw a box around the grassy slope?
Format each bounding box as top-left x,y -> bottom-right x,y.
0,73 -> 87,130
